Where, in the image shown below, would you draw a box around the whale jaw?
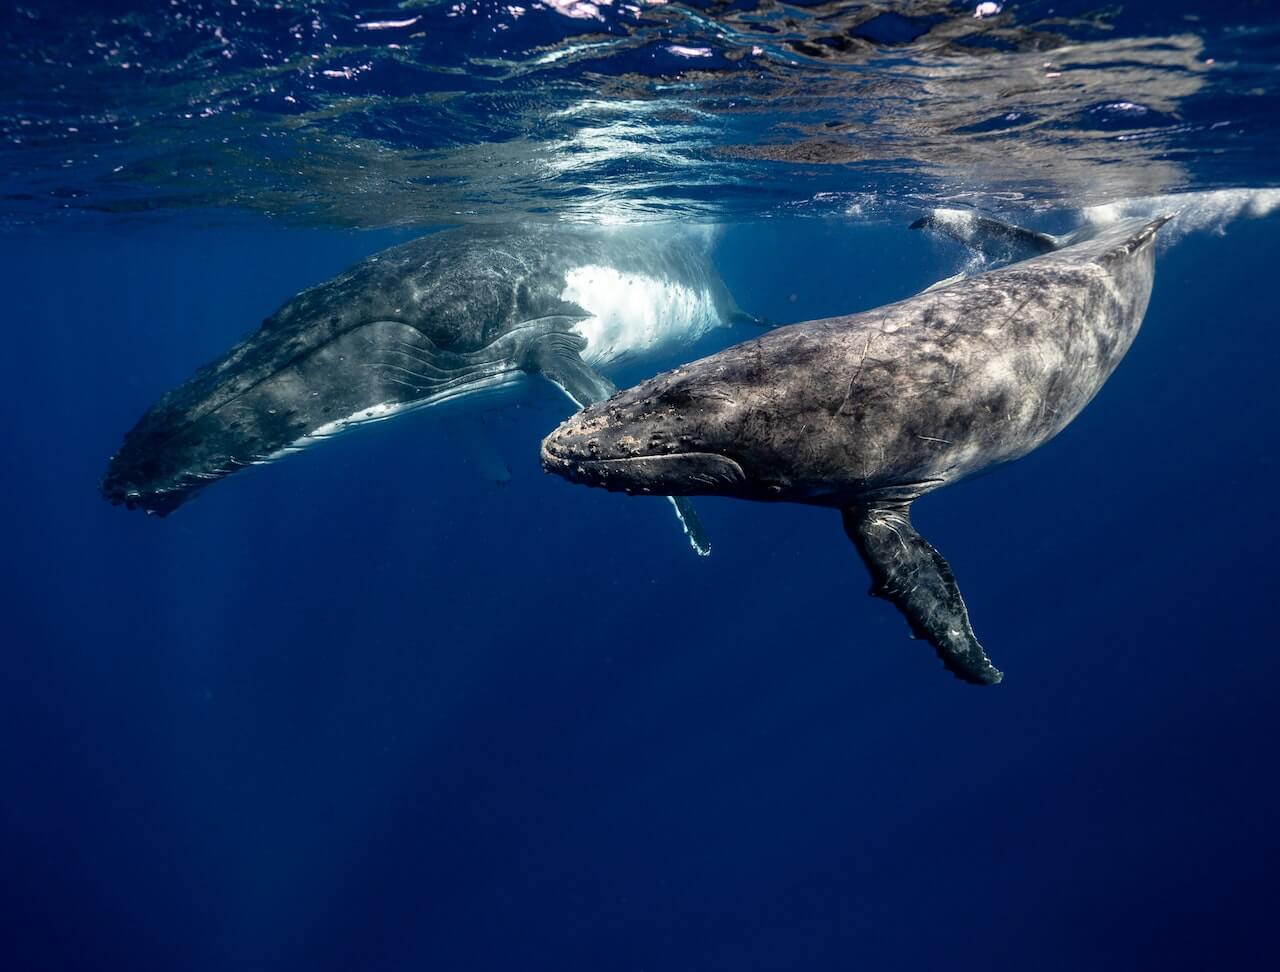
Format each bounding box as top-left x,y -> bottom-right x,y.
540,437 -> 746,496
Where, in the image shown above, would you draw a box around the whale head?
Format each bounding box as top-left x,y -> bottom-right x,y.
100,312 -> 531,515
540,362 -> 767,500
100,324 -> 405,515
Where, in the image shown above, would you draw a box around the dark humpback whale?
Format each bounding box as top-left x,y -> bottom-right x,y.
101,223 -> 760,555
541,215 -> 1170,683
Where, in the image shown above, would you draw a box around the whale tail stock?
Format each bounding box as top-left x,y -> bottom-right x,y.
911,209 -> 1060,268
911,209 -> 1176,269
843,499 -> 1004,686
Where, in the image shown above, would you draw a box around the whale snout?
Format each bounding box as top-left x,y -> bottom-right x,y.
540,436 -> 747,494
100,447 -> 212,516
99,480 -> 188,516
541,399 -> 746,496
99,394 -> 264,516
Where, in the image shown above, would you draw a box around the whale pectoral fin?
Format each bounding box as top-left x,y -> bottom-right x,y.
911,210 -> 1058,266
842,503 -> 1003,685
667,496 -> 712,557
527,331 -> 713,558
524,331 -> 616,407
441,413 -> 512,486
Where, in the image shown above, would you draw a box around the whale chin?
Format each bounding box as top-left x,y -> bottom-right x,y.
99,476 -> 203,517
540,440 -> 746,495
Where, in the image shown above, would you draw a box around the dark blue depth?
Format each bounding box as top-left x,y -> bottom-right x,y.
0,213 -> 1276,971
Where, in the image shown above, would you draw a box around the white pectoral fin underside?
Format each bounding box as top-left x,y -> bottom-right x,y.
561,265 -> 722,367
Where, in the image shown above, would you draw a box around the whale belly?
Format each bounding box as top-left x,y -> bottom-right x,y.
560,264 -> 723,369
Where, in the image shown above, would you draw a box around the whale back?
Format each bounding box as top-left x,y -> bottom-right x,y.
744,216 -> 1166,500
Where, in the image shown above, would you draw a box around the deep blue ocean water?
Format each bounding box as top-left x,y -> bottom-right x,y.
3,2 -> 1280,971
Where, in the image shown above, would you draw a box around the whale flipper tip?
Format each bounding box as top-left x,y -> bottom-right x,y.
843,502 -> 1003,686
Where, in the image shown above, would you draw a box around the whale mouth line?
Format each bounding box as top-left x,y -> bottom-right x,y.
540,443 -> 747,493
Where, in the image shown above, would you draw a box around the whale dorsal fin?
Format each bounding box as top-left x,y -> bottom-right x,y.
525,328 -> 713,558
842,500 -> 1003,685
911,209 -> 1059,266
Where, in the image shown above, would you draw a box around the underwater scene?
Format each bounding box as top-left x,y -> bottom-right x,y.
2,1 -> 1278,969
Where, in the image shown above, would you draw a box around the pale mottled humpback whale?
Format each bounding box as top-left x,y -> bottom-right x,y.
101,224 -> 761,555
542,215 -> 1170,683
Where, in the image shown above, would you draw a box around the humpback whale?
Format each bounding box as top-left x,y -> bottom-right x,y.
101,223 -> 761,555
542,215 -> 1170,683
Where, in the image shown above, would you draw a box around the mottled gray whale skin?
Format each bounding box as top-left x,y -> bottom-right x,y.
542,215 -> 1170,683
102,223 -> 753,552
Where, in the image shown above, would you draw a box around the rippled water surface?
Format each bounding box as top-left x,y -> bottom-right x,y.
4,0 -> 1279,225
